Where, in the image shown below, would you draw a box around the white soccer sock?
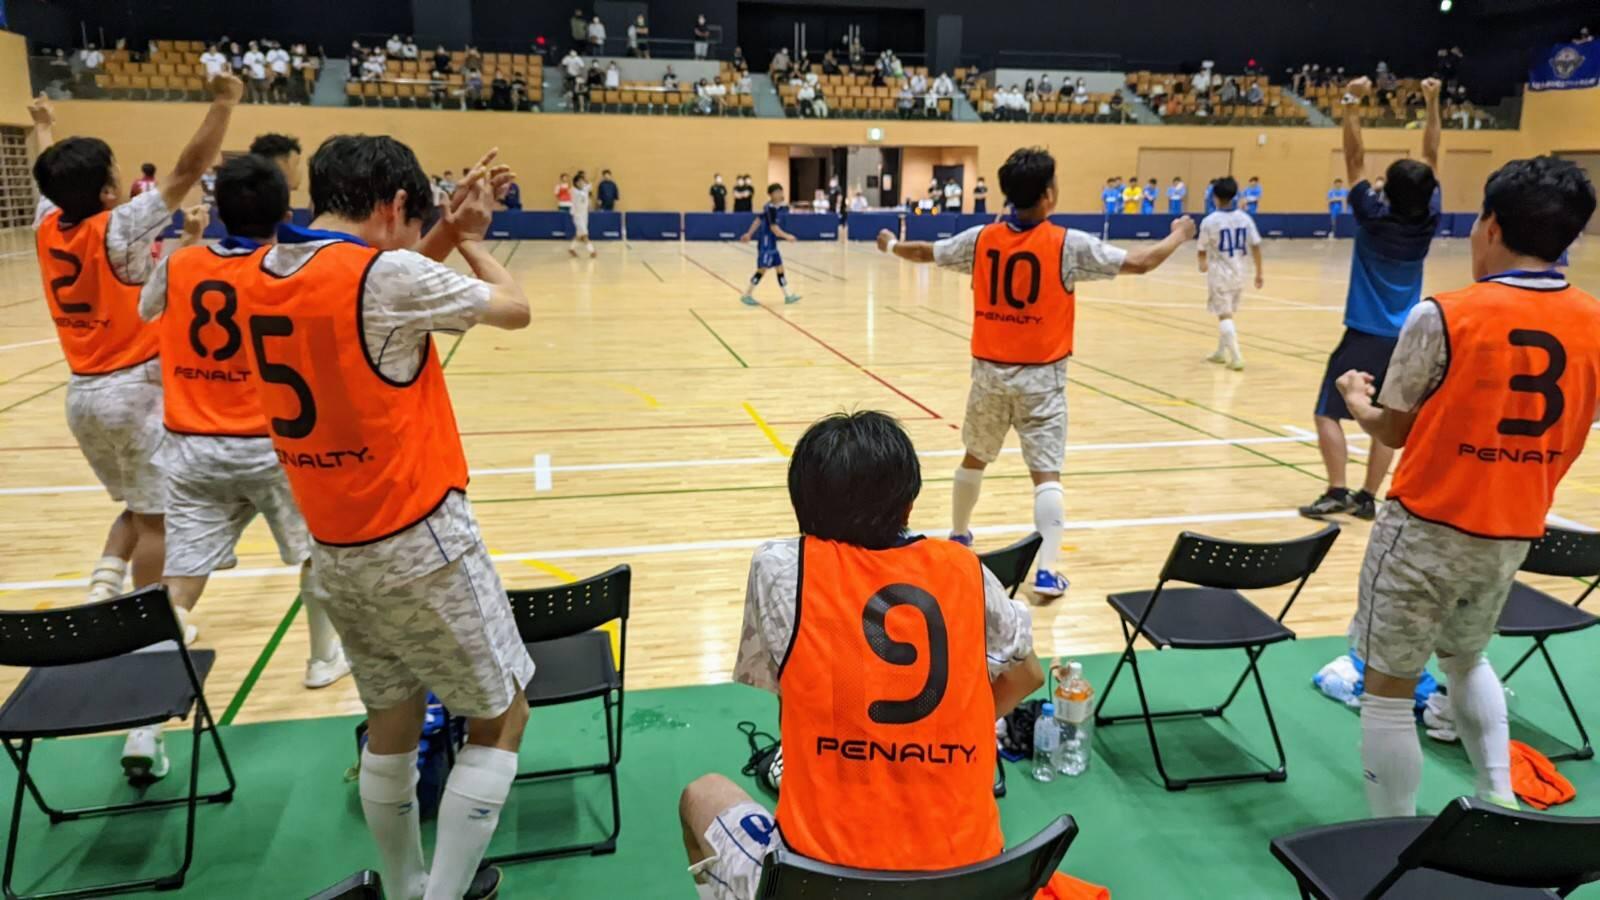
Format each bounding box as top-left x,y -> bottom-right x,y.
951,466 -> 984,535
1360,694 -> 1422,817
1440,654 -> 1514,804
425,745 -> 518,900
1033,482 -> 1065,571
302,596 -> 341,662
87,555 -> 128,601
359,748 -> 427,900
1219,318 -> 1241,361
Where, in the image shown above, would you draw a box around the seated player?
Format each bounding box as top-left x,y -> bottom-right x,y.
239,137 -> 533,900
28,76 -> 242,606
877,147 -> 1194,597
678,411 -> 1043,899
1338,156 -> 1600,817
123,154 -> 350,784
1197,177 -> 1263,371
737,183 -> 800,306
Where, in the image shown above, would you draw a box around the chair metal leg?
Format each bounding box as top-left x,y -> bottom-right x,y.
4,739 -> 32,900
1528,638 -> 1594,762
1500,641 -> 1539,682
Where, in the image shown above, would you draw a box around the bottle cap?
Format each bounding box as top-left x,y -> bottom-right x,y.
1041,702 -> 1055,716
1068,661 -> 1084,678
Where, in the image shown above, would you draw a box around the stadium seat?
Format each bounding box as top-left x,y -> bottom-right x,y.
0,586 -> 237,899
1493,525 -> 1600,761
1271,797 -> 1600,899
487,565 -> 630,865
345,81 -> 361,106
751,816 -> 1078,900
978,533 -> 1044,598
1094,524 -> 1341,791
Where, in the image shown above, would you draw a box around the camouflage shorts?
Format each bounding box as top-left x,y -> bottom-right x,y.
306,540 -> 536,719
962,382 -> 1067,472
1348,501 -> 1529,678
163,467 -> 309,577
65,366 -> 167,514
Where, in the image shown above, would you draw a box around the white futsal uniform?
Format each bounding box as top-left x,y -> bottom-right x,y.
1198,207 -> 1259,316
570,184 -> 591,238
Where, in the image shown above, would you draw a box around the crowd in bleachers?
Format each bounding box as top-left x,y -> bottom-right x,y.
345,39 -> 544,111
966,74 -> 1128,124
1127,64 -> 1310,125
774,48 -> 955,120
54,39 -> 321,103
1290,49 -> 1495,129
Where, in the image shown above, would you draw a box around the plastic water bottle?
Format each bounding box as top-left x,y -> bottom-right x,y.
1056,662 -> 1094,776
1032,702 -> 1060,782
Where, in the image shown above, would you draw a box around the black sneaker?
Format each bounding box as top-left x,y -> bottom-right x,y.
1298,488 -> 1355,520
465,866 -> 502,900
1350,491 -> 1377,521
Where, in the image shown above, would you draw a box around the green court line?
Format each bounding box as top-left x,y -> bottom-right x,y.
0,381 -> 66,416
443,333 -> 466,368
642,260 -> 665,283
1093,304 -> 1329,361
689,309 -> 749,367
220,595 -> 302,726
0,358 -> 66,386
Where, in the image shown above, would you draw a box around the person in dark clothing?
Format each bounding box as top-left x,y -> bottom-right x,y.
597,170 -> 620,210
489,71 -> 512,111
710,173 -> 728,212
502,182 -> 522,210
732,174 -> 755,212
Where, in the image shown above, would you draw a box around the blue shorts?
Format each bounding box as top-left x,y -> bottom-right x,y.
1315,328 -> 1399,420
756,242 -> 783,270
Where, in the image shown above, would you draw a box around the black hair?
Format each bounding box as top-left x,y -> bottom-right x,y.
216,153 -> 289,239
1481,156 -> 1596,263
249,133 -> 302,162
788,411 -> 921,549
307,134 -> 432,222
140,162 -> 156,177
1212,176 -> 1239,202
998,146 -> 1054,210
1383,159 -> 1439,223
602,169 -> 612,175
33,137 -> 115,223
767,182 -> 783,194
1249,176 -> 1259,182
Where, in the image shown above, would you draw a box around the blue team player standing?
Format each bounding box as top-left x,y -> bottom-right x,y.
1168,176 -> 1187,214
1141,178 -> 1158,214
1242,176 -> 1263,214
1327,177 -> 1349,235
1203,178 -> 1217,214
739,182 -> 801,306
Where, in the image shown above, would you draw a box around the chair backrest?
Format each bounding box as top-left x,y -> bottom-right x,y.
1521,526 -> 1600,579
1159,524 -> 1340,592
505,565 -> 630,645
978,532 -> 1044,598
0,586 -> 183,668
754,816 -> 1077,900
1378,797 -> 1600,897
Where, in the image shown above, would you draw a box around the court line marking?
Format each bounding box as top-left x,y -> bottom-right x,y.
0,339 -> 56,353
641,260 -> 665,283
0,432 -> 1354,496
219,595 -> 302,726
688,308 -> 749,367
533,453 -> 553,491
742,402 -> 792,455
1546,513 -> 1596,533
1138,274 -> 1329,309
1284,424 -> 1368,457
756,303 -> 944,419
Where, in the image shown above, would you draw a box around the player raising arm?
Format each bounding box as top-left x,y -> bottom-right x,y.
876,146 -> 1194,597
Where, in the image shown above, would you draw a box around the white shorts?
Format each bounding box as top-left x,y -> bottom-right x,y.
1207,288 -> 1242,316
1348,502 -> 1530,678
163,466 -> 310,577
65,363 -> 168,514
962,381 -> 1067,473
688,801 -> 782,900
306,539 -> 536,718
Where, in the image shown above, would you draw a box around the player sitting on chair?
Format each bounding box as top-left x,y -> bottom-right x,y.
875,146 -> 1195,598
1340,156 -> 1600,818
678,410 -> 1043,900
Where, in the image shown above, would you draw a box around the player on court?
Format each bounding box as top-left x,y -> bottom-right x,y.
678,411 -> 1042,899
1301,76 -> 1442,522
569,170 -> 597,258
27,77 -> 241,605
737,183 -> 800,306
1197,177 -> 1263,371
1338,156 -> 1599,817
121,154 -> 350,784
877,147 -> 1195,597
239,136 -> 532,900
1327,177 -> 1348,235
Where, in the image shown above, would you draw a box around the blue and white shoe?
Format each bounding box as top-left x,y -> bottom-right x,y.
1033,569 -> 1069,598
784,293 -> 802,305
948,531 -> 974,547
739,294 -> 759,307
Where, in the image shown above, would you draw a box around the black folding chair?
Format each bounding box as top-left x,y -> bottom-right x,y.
306,870 -> 381,900
487,565 -> 629,866
753,815 -> 1078,900
1093,525 -> 1340,791
0,586 -> 236,899
979,532 -> 1044,598
1494,525 -> 1600,762
1271,796 -> 1600,899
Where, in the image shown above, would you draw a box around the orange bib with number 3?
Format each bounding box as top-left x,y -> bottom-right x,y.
1389,280 -> 1600,539
777,536 -> 1002,871
971,221 -> 1075,365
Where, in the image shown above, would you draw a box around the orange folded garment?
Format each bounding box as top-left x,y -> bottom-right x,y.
1509,739 -> 1575,810
1035,871 -> 1111,900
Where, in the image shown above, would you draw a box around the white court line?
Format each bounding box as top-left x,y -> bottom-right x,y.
1079,297 -> 1340,312
1546,513 -> 1596,533
1138,274 -> 1336,310
1283,424 -> 1367,457
0,339 -> 56,353
0,432 -> 1348,497
533,453 -> 552,491
0,507 -> 1304,592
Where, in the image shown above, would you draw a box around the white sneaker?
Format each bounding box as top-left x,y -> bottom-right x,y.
304,647 -> 352,689
174,606 -> 199,646
1205,351 -> 1227,364
589,247 -> 597,258
121,727 -> 169,783
1228,355 -> 1246,371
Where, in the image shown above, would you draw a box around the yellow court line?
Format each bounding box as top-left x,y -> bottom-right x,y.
742,402 -> 792,456
595,380 -> 661,409
519,558 -> 579,583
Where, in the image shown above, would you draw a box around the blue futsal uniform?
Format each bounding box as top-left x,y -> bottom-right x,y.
1203,182 -> 1217,214
756,202 -> 786,269
1101,186 -> 1121,216
1327,186 -> 1348,216
1141,185 -> 1157,214
1243,183 -> 1263,214
1168,182 -> 1187,215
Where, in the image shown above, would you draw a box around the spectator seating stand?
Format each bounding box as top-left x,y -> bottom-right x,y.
1126,71 -> 1310,126
95,40 -> 320,101
347,49 -> 543,109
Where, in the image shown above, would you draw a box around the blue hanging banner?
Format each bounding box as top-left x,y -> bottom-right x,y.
1530,42 -> 1600,91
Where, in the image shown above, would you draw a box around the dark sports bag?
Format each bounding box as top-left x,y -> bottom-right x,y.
351,694 -> 466,819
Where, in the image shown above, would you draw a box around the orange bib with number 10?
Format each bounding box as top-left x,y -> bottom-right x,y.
970,221 -> 1074,365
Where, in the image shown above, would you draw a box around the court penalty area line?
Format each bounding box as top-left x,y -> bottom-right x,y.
219,594 -> 302,726
743,402 -> 792,455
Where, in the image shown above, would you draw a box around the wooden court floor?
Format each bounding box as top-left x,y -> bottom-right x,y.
0,230 -> 1596,727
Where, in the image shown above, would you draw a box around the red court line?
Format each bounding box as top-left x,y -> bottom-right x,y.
681,253 -> 745,292
756,305 -> 943,419
459,416 -> 937,438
